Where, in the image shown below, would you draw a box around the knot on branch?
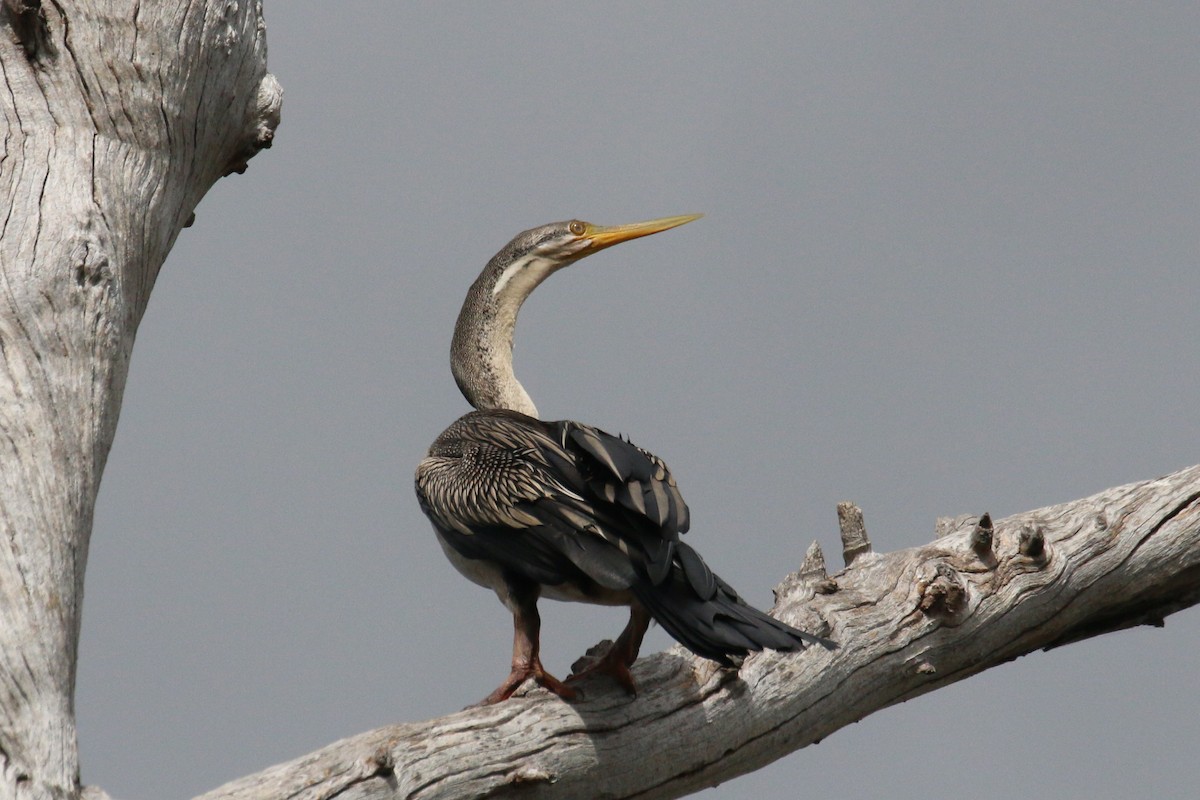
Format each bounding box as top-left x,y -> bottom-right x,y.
3,0 -> 50,60
226,72 -> 283,175
251,72 -> 283,148
935,512 -> 997,565
506,766 -> 557,786
917,563 -> 967,618
774,541 -> 837,615
71,240 -> 113,293
363,745 -> 395,778
970,513 -> 994,555
1019,524 -> 1046,559
571,638 -> 616,677
803,543 -> 839,594
837,501 -> 872,566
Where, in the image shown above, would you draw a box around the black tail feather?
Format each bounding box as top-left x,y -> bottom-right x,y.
676,541 -> 717,599
633,560 -> 836,666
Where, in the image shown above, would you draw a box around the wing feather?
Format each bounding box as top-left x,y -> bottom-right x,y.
416,410 -> 692,593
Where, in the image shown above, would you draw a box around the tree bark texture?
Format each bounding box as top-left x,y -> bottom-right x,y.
0,3 -> 279,798
195,464 -> 1200,800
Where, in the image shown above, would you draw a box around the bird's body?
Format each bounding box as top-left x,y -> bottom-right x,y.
419,410 -> 670,611
416,216 -> 833,704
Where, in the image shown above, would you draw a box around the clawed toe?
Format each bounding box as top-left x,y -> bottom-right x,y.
480,662 -> 578,705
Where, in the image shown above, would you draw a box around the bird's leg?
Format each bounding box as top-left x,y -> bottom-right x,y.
568,602 -> 652,696
481,584 -> 576,705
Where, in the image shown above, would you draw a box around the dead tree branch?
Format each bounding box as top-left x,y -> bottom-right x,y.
195,464 -> 1200,800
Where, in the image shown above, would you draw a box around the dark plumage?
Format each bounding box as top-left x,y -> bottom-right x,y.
415,216 -> 834,704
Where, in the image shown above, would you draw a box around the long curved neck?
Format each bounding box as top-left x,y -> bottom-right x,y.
450,252 -> 562,418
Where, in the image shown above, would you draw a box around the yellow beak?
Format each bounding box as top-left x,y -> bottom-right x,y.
583,214 -> 702,251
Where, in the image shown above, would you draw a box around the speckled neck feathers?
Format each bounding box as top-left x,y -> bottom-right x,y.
450,227 -> 577,419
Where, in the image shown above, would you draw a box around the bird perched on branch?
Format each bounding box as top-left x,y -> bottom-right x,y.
415,214 -> 835,704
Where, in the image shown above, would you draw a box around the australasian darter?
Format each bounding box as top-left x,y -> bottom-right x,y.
415,215 -> 835,704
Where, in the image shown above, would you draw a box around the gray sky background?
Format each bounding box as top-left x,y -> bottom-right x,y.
77,3 -> 1198,798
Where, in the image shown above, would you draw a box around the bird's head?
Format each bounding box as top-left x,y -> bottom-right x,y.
453,213 -> 701,417
484,214 -> 703,301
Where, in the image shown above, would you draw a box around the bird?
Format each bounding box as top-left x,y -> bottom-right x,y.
415,214 -> 835,705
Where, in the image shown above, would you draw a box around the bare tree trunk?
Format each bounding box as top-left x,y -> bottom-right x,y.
0,2 -> 279,797
194,464 -> 1200,800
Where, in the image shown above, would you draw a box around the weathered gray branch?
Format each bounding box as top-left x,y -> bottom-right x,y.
0,3 -> 278,798
194,465 -> 1200,800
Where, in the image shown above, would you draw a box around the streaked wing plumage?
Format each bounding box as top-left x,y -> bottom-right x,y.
415,409 -> 688,594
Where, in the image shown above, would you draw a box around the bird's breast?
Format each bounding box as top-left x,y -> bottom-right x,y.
433,527 -> 510,598
433,526 -> 632,608
539,581 -> 632,606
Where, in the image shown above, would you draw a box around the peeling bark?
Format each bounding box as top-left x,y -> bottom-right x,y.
0,3 -> 278,798
195,465 -> 1200,800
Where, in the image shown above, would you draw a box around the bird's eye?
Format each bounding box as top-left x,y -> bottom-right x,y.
568,221 -> 586,235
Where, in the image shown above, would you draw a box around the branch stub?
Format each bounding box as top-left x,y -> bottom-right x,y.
837,502 -> 872,567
